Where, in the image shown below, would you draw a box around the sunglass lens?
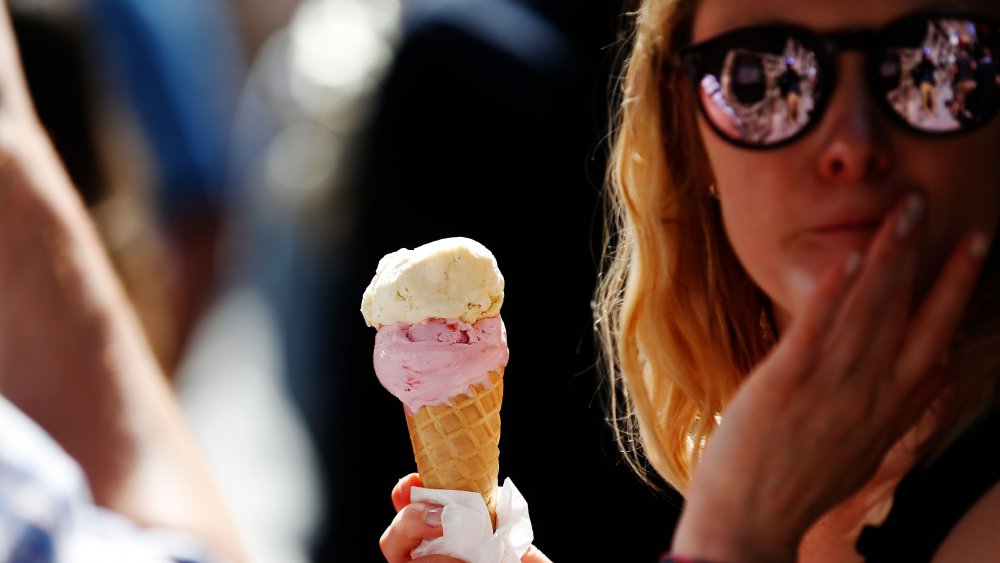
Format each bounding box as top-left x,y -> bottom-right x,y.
695,31 -> 823,147
879,16 -> 1000,134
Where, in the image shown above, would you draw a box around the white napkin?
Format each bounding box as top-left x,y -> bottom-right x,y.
410,477 -> 533,563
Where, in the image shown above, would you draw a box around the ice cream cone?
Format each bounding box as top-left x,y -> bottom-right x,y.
362,238 -> 509,530
404,368 -> 504,529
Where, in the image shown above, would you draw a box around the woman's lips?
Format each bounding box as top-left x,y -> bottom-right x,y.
799,220 -> 883,249
813,219 -> 882,232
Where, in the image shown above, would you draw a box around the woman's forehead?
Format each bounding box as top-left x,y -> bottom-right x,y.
691,0 -> 1000,42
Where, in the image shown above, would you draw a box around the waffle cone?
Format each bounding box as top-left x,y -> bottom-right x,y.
404,368 -> 503,529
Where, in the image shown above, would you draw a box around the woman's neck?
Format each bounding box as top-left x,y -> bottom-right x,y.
798,411 -> 939,562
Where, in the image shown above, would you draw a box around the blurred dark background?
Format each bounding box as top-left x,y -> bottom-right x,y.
317,1 -> 683,560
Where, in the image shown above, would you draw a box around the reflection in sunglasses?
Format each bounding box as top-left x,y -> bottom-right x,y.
680,12 -> 1000,148
887,20 -> 997,132
712,42 -> 819,145
700,74 -> 746,138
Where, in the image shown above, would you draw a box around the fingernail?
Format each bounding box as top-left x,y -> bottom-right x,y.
845,251 -> 863,275
423,506 -> 443,527
970,232 -> 991,261
896,194 -> 925,239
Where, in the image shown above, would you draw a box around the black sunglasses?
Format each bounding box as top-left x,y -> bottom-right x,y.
675,10 -> 1000,149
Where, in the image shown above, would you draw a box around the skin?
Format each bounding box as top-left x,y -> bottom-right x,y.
382,0 -> 1000,561
0,2 -> 246,560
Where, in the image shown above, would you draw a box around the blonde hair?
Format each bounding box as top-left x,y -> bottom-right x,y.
597,0 -> 1000,495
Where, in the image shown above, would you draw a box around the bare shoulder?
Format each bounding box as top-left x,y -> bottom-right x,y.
932,479 -> 1000,562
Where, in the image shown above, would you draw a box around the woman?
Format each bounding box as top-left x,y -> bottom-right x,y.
381,0 -> 1000,561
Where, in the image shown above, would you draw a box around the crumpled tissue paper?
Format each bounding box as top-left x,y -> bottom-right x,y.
410,477 -> 532,563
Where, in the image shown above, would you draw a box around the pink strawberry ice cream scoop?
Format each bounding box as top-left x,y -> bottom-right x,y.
373,316 -> 509,413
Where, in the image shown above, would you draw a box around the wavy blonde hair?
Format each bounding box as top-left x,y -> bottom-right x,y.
597,0 -> 1000,494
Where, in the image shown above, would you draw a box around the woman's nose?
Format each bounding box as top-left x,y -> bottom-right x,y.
815,54 -> 894,185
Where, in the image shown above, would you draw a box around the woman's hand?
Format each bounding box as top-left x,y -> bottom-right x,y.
672,193 -> 990,562
381,473 -> 553,563
381,473 -> 455,563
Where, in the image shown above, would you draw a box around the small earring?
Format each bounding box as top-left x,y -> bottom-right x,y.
708,183 -> 719,199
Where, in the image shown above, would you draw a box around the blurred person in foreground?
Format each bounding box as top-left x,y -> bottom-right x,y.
0,0 -> 246,560
10,0 -> 180,378
9,2 -> 322,561
383,0 -> 1000,561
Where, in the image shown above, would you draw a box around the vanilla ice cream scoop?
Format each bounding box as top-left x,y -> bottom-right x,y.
361,237 -> 504,328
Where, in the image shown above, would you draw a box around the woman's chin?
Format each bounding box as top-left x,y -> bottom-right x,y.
766,263 -> 829,330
